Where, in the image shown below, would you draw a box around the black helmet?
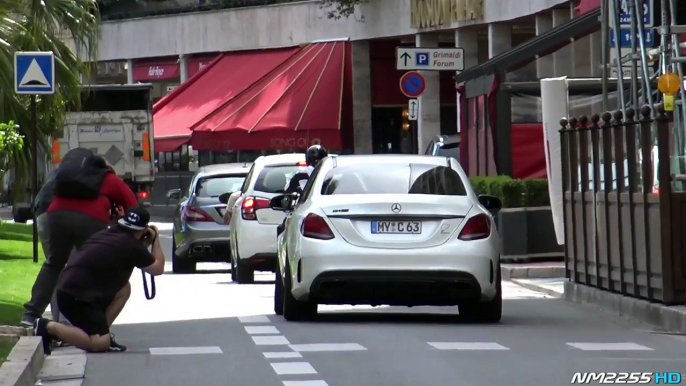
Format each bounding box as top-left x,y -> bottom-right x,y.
305,145 -> 328,167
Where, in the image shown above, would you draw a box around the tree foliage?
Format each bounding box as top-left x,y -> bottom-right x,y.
0,0 -> 100,198
319,0 -> 367,19
0,121 -> 24,185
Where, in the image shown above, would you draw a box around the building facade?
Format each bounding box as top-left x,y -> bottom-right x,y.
86,0 -> 607,175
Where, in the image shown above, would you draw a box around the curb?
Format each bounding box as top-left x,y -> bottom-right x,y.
564,282 -> 686,334
511,279 -> 564,298
0,336 -> 45,386
501,265 -> 565,280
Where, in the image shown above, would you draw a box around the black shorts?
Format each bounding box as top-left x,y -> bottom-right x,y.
56,291 -> 110,336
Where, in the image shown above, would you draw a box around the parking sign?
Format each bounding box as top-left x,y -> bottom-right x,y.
618,0 -> 653,28
416,52 -> 429,66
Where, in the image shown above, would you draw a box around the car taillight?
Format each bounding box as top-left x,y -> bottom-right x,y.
241,197 -> 271,220
458,214 -> 491,241
138,191 -> 149,199
182,206 -> 213,222
301,213 -> 335,240
653,187 -> 660,194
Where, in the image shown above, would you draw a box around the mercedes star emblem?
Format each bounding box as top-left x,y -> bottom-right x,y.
391,203 -> 402,213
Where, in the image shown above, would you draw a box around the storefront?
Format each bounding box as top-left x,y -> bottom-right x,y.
132,57 -> 181,103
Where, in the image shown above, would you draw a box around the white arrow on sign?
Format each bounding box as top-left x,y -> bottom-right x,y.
408,99 -> 419,121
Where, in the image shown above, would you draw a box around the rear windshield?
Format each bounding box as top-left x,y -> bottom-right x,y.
253,165 -> 305,194
321,163 -> 467,196
195,175 -> 246,197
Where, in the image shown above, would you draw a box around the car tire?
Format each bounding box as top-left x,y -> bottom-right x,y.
230,256 -> 237,282
172,235 -> 196,274
274,264 -> 284,315
459,264 -> 502,323
233,246 -> 254,284
282,260 -> 317,321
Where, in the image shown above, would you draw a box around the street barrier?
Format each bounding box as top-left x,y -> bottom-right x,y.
559,105 -> 686,305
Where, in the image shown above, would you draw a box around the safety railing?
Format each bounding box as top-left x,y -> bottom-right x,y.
559,105 -> 686,305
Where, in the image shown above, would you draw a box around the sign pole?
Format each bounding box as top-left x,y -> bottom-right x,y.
14,51 -> 56,263
30,95 -> 38,263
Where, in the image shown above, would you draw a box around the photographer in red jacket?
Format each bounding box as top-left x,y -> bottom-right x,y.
21,149 -> 139,327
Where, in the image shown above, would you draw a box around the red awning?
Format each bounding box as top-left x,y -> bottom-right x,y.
152,47 -> 302,152
187,55 -> 220,78
190,42 -> 346,151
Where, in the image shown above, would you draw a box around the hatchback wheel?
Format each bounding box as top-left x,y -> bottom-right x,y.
274,264 -> 284,315
282,260 -> 317,321
459,265 -> 502,323
172,235 -> 196,274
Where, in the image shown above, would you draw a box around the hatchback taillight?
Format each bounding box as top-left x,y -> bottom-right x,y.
241,197 -> 271,220
458,214 -> 491,241
301,213 -> 335,240
182,206 -> 213,222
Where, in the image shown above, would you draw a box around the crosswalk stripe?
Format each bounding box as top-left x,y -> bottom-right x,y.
428,342 -> 510,350
566,342 -> 654,351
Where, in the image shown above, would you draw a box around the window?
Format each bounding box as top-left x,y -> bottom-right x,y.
195,175 -> 246,197
253,164 -> 306,194
240,165 -> 255,193
156,144 -> 190,172
298,163 -> 325,204
321,163 -> 467,196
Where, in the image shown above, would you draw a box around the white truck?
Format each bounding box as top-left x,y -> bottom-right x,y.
53,83 -> 156,207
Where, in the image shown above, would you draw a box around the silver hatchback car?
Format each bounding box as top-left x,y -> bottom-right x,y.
168,163 -> 251,273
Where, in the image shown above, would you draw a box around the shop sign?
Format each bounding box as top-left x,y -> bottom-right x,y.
410,0 -> 484,29
132,61 -> 180,82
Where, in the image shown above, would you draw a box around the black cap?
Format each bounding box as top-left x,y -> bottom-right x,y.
118,207 -> 150,230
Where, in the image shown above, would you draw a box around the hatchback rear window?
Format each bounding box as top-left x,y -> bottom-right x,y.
195,175 -> 246,197
253,165 -> 306,194
321,163 -> 467,196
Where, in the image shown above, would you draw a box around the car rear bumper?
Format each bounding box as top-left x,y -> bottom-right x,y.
309,270 -> 484,306
176,226 -> 230,262
289,241 -> 499,305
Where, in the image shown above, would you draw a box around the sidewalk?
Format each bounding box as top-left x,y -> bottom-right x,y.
35,346 -> 86,386
511,278 -> 566,298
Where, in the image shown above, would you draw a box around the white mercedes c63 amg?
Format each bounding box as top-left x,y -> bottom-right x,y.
269,154 -> 503,323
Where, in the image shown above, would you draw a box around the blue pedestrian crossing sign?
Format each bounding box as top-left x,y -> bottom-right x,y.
14,51 -> 55,95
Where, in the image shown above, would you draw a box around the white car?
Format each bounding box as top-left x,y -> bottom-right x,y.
228,153 -> 307,283
270,154 -> 504,322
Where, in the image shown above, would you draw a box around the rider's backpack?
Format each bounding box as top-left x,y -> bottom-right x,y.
53,148 -> 111,199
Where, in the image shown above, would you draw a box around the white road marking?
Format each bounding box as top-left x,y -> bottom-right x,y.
289,343 -> 367,352
566,342 -> 654,351
283,381 -> 330,386
264,351 -> 303,359
252,335 -> 291,345
149,346 -> 223,355
245,325 -> 280,335
239,315 -> 272,324
270,362 -> 318,375
428,342 -> 510,350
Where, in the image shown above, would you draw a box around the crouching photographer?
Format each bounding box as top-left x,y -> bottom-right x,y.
33,207 -> 165,355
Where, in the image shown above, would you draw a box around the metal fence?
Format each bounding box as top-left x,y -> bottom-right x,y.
560,105 -> 686,305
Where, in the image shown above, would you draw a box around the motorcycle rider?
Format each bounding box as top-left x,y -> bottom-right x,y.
276,145 -> 328,236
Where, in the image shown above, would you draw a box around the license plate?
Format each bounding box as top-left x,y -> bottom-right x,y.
371,220 -> 422,234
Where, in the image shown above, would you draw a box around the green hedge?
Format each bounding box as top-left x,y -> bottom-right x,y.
469,176 -> 550,208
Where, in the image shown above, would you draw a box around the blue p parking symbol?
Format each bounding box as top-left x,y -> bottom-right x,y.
416,52 -> 429,66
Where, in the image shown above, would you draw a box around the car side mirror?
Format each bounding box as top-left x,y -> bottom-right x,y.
478,194 -> 502,214
270,193 -> 298,212
218,191 -> 234,204
166,189 -> 182,200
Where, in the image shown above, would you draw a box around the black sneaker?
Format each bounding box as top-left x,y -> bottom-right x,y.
107,333 -> 127,352
33,318 -> 53,355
